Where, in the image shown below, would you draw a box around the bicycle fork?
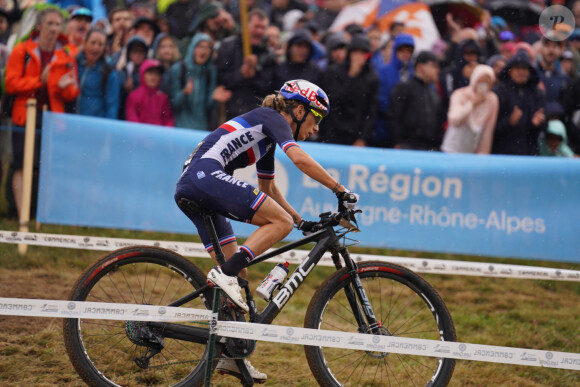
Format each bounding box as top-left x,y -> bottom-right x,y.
335,248 -> 384,335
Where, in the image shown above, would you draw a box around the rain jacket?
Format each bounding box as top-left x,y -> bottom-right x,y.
441,65 -> 499,154
538,119 -> 574,157
215,30 -> 277,119
387,75 -> 445,151
75,51 -> 121,119
373,33 -> 415,144
5,31 -> 79,125
116,36 -> 148,119
169,33 -> 216,130
319,45 -> 379,145
492,50 -> 547,155
274,29 -> 321,89
151,32 -> 178,94
440,39 -> 481,109
125,59 -> 174,126
536,60 -> 568,103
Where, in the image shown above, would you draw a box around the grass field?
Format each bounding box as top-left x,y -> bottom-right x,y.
0,219 -> 579,386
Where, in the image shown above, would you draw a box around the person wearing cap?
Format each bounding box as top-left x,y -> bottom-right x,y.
215,9 -> 277,120
67,7 -> 93,51
133,16 -> 159,46
373,33 -> 415,148
47,0 -> 106,21
274,29 -> 321,90
318,34 -> 378,146
322,32 -> 348,68
387,51 -> 445,151
126,58 -> 174,126
492,50 -> 547,155
536,34 -> 568,104
5,7 -> 79,219
560,50 -> 576,79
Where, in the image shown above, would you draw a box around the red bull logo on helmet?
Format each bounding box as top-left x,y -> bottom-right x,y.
283,81 -> 328,111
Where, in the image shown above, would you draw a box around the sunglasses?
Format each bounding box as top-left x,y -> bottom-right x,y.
310,108 -> 323,125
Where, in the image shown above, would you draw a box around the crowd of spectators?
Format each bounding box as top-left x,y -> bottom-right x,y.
1,0 -> 580,219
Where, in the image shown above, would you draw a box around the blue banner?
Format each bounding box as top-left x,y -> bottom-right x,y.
38,113 -> 580,262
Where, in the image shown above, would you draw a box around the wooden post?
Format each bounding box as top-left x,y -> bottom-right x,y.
18,98 -> 37,255
239,0 -> 251,57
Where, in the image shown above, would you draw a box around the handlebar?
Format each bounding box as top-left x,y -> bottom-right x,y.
312,209 -> 362,232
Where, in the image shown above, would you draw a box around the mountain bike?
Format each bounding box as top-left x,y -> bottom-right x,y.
63,199 -> 456,386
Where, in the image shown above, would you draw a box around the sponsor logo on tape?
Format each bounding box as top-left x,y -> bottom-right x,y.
2,230 -> 580,282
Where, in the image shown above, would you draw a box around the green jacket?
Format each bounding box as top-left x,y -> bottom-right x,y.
168,33 -> 217,130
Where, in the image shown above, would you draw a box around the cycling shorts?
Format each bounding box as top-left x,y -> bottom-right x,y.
175,159 -> 268,252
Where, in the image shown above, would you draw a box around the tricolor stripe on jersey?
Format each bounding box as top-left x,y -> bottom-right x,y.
257,169 -> 275,180
281,140 -> 299,153
251,191 -> 267,210
240,245 -> 256,261
204,234 -> 237,253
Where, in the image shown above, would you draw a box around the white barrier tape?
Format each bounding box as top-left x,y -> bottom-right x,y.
0,297 -> 211,322
217,321 -> 580,371
2,230 -> 580,281
1,297 -> 579,371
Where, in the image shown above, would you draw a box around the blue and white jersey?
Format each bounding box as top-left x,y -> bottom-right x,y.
192,107 -> 299,179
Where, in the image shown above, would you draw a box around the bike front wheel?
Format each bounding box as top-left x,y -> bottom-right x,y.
63,246 -> 217,387
304,260 -> 456,387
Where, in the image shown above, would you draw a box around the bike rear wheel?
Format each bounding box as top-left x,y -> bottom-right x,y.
63,246 -> 217,387
304,260 -> 456,387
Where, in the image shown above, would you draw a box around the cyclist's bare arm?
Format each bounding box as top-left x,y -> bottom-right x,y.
285,146 -> 345,192
258,178 -> 302,224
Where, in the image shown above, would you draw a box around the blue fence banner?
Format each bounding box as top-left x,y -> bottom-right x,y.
38,112 -> 580,262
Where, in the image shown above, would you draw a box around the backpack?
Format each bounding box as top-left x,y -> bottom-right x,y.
1,52 -> 30,118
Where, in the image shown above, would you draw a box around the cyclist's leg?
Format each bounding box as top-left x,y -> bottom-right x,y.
218,197 -> 292,277
176,163 -> 291,277
241,196 -> 294,256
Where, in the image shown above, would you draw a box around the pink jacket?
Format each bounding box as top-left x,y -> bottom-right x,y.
441,65 -> 499,154
126,59 -> 174,126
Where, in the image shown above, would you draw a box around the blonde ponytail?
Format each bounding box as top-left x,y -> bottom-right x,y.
262,92 -> 302,114
262,92 -> 287,112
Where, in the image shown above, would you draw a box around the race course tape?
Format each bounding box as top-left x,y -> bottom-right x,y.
1,297 -> 579,371
2,230 -> 580,281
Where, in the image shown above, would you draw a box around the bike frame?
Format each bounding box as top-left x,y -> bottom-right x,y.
152,220 -> 382,344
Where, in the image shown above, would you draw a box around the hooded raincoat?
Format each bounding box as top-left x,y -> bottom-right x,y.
125,58 -> 174,126
168,33 -> 217,130
441,65 -> 499,154
373,33 -> 415,145
492,50 -> 547,155
538,119 -> 575,157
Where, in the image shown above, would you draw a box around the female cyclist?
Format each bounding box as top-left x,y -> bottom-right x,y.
174,79 -> 359,380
